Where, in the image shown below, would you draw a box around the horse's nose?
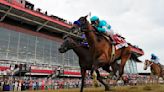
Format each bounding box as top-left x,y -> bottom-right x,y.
58,48 -> 63,53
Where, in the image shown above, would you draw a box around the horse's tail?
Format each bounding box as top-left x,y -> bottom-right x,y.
130,53 -> 142,62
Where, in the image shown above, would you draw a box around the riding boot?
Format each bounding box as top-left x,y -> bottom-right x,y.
111,39 -> 116,45
104,30 -> 115,45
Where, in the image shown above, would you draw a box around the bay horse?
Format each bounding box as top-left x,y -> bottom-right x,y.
144,59 -> 164,83
58,35 -> 119,92
73,15 -> 142,82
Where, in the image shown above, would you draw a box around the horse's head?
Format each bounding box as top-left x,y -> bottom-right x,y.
144,59 -> 151,70
58,35 -> 77,53
73,15 -> 93,32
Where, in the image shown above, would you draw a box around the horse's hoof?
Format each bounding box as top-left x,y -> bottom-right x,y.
105,89 -> 110,91
105,89 -> 112,92
105,87 -> 110,91
105,87 -> 113,91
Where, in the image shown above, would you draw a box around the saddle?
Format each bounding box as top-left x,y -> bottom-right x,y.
113,34 -> 126,44
94,32 -> 128,50
113,34 -> 128,50
80,28 -> 128,50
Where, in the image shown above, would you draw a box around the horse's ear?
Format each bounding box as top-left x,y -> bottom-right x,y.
84,15 -> 88,18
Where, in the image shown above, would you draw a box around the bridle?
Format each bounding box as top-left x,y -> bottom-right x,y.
145,60 -> 154,68
64,36 -> 84,49
74,16 -> 95,33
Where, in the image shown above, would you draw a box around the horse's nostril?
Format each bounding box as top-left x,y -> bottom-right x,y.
58,48 -> 62,52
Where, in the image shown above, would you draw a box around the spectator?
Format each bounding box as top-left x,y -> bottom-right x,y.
14,81 -> 18,91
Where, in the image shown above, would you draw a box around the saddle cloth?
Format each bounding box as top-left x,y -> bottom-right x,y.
113,34 -> 128,50
80,34 -> 128,50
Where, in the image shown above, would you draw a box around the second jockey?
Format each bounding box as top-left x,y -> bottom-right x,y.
151,53 -> 160,64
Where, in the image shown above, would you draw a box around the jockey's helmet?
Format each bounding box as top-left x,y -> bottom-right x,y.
151,53 -> 155,57
73,20 -> 81,26
90,16 -> 99,22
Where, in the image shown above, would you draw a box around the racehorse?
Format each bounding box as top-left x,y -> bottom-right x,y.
144,59 -> 164,83
58,35 -> 119,92
73,15 -> 142,82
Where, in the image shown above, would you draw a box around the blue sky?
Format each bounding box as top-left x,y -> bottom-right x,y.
27,0 -> 164,73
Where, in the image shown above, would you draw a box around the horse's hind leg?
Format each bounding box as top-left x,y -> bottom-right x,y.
111,61 -> 120,77
102,64 -> 111,73
102,62 -> 119,78
96,70 -> 110,91
117,54 -> 131,80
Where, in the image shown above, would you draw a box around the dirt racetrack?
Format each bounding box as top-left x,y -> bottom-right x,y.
20,84 -> 164,92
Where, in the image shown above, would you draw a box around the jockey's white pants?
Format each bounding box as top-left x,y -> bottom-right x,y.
151,59 -> 159,64
105,28 -> 114,39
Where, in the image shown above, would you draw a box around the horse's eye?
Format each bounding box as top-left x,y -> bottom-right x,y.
63,37 -> 66,40
71,27 -> 76,30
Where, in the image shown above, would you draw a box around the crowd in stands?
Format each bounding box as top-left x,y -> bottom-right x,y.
24,0 -> 73,25
0,77 -> 93,91
4,0 -> 73,25
0,75 -> 163,91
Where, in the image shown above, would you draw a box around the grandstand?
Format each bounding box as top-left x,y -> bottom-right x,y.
0,0 -> 144,78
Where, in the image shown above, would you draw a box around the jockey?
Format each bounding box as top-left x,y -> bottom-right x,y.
151,53 -> 160,64
90,16 -> 116,44
72,21 -> 88,46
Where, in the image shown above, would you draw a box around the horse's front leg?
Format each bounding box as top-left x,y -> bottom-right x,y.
102,62 -> 119,78
80,68 -> 86,92
157,76 -> 159,84
96,70 -> 110,91
91,59 -> 102,88
91,65 -> 99,87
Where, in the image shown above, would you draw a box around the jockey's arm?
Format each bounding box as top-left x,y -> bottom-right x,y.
156,57 -> 160,61
96,20 -> 112,33
96,27 -> 106,33
106,24 -> 111,29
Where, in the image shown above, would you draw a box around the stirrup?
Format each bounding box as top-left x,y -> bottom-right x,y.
111,41 -> 116,45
